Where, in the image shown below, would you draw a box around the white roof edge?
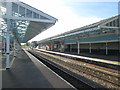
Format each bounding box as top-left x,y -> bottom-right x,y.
13,0 -> 58,22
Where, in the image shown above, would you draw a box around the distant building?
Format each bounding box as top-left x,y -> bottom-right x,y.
38,15 -> 120,55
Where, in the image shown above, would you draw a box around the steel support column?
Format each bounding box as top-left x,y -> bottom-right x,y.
70,44 -> 72,52
60,41 -> 64,52
89,43 -> 92,53
106,42 -> 108,55
5,1 -> 12,69
51,42 -> 53,50
77,41 -> 80,54
6,19 -> 10,69
14,39 -> 16,57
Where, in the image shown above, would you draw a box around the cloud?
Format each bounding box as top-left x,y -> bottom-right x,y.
20,0 -> 103,42
64,0 -> 119,2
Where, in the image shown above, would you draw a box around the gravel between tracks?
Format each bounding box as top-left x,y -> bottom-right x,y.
32,50 -> 120,89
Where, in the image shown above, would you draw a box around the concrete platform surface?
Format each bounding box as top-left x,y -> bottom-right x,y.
65,52 -> 119,62
2,49 -> 74,89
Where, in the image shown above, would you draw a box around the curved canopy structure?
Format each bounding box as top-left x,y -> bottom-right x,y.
1,0 -> 58,43
39,15 -> 119,43
0,0 -> 57,69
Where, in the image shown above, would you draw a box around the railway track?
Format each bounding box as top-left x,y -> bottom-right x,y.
28,49 -> 120,89
28,50 -> 104,89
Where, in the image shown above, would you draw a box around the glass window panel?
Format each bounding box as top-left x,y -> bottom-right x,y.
33,12 -> 39,18
110,22 -> 112,26
12,3 -> 18,17
2,2 -> 6,8
26,9 -> 32,18
19,6 -> 25,17
113,20 -> 115,26
106,23 -> 109,26
40,15 -> 49,20
1,2 -> 7,15
116,19 -> 119,27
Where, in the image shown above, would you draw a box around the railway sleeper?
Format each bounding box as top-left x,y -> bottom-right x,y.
29,50 -> 120,87
28,51 -> 102,89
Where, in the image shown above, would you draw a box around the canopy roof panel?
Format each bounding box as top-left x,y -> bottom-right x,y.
39,15 -> 119,43
1,0 -> 58,43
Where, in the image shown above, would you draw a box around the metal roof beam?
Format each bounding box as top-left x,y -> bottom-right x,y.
2,16 -> 56,23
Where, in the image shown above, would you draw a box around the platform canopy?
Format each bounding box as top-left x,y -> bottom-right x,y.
1,0 -> 58,43
39,15 -> 119,43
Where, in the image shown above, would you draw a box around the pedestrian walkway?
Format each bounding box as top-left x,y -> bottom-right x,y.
2,49 -> 74,89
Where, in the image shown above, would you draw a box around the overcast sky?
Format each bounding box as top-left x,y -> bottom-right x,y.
19,0 -> 119,42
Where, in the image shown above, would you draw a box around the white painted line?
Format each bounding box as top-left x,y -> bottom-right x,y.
0,69 -> 6,71
25,50 -> 77,89
10,57 -> 15,67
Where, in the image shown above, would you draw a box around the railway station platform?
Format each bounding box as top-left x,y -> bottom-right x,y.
65,51 -> 119,62
2,49 -> 74,89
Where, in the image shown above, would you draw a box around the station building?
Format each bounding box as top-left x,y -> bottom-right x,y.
38,15 -> 120,55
